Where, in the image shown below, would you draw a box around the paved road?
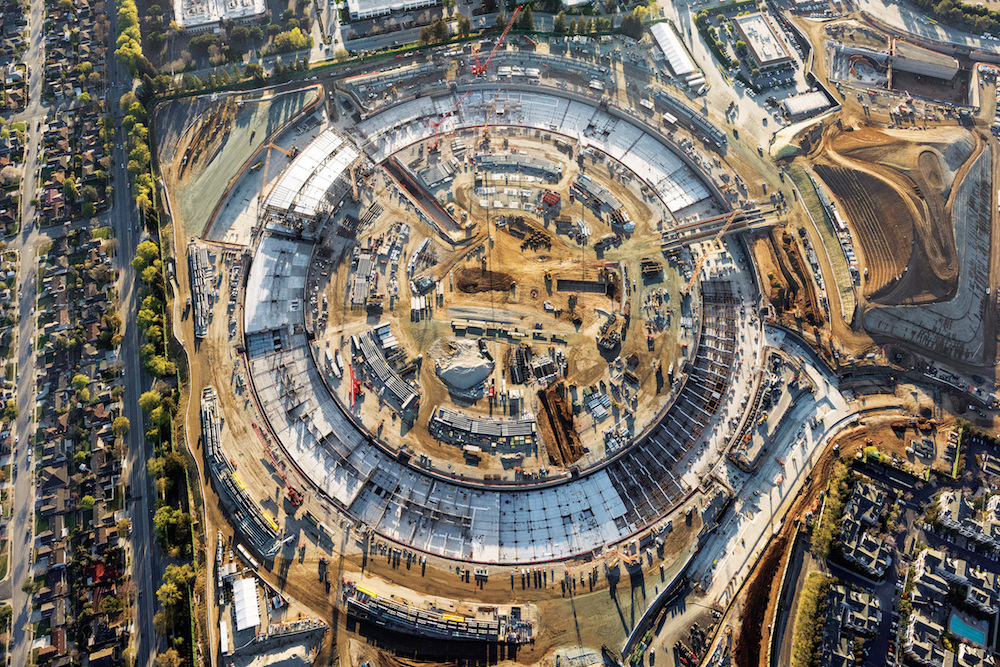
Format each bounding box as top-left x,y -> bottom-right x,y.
103,3 -> 160,661
1,0 -> 157,664
8,0 -> 51,661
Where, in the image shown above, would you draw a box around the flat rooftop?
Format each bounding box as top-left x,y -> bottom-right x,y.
173,0 -> 265,30
732,13 -> 793,69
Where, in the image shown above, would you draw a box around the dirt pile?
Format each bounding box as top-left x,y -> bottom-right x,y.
455,267 -> 514,293
431,339 -> 494,390
537,382 -> 584,467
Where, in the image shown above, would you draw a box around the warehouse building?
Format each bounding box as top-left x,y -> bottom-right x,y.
732,13 -> 794,71
649,22 -> 698,78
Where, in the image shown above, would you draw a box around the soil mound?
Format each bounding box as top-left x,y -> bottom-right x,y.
431,339 -> 494,390
455,268 -> 514,293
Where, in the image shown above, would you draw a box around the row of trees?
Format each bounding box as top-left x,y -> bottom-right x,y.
120,92 -> 156,214
811,461 -> 851,559
790,573 -> 837,667
115,0 -> 153,78
914,0 -> 1000,35
553,12 -> 615,34
132,240 -> 176,377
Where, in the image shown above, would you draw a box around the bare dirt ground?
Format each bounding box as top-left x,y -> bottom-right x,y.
750,228 -> 825,327
807,125 -> 977,305
321,138 -> 687,477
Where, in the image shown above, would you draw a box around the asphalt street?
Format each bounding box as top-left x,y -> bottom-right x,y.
1,0 -> 157,664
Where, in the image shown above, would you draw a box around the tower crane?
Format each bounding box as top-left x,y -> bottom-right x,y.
426,90 -> 471,152
471,5 -> 523,76
683,209 -> 741,294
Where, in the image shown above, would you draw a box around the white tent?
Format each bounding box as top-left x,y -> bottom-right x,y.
232,578 -> 261,632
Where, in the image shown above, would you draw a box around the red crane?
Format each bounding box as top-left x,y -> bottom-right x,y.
471,5 -> 523,76
426,90 -> 471,152
253,422 -> 304,506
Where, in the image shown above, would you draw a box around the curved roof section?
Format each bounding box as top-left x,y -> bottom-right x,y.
355,87 -> 714,214
264,130 -> 359,219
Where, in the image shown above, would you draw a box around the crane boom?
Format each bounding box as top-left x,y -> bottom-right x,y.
684,209 -> 740,294
473,5 -> 523,75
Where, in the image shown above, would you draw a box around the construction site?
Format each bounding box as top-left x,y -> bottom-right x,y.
150,4 -> 1000,667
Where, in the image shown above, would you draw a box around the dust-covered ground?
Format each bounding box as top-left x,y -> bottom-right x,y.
156,86 -> 320,237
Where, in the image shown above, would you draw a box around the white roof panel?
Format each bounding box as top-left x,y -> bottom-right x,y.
232,578 -> 261,632
650,23 -> 697,77
265,130 -> 358,218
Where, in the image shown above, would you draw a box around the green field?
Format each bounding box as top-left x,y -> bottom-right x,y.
786,164 -> 856,324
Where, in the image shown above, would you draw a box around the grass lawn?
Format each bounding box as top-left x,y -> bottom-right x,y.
91,227 -> 113,240
34,510 -> 47,534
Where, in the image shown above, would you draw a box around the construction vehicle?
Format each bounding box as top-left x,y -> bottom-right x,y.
471,6 -> 523,76
683,209 -> 740,294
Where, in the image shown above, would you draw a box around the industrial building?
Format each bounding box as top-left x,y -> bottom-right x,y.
346,0 -> 439,22
264,129 -> 360,221
783,91 -> 832,120
731,13 -> 794,71
649,22 -> 698,79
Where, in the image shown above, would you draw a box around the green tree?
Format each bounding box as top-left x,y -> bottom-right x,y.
443,0 -> 455,13
99,595 -> 124,616
518,5 -> 534,30
81,495 -> 96,510
3,399 -> 16,421
189,33 -> 219,53
156,648 -> 182,667
135,240 -> 159,267
117,518 -> 132,536
141,265 -> 160,284
138,390 -> 161,414
554,11 -> 566,33
620,10 -> 644,39
229,25 -> 250,45
113,416 -> 130,438
245,63 -> 265,82
735,39 -> 748,56
72,374 -> 90,391
164,563 -> 196,588
433,18 -> 450,41
156,581 -> 183,608
153,505 -> 179,541
63,176 -> 79,200
149,406 -> 171,428
457,13 -> 471,36
270,27 -> 312,53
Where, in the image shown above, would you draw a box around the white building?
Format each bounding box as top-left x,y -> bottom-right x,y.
173,0 -> 267,34
347,0 -> 439,22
